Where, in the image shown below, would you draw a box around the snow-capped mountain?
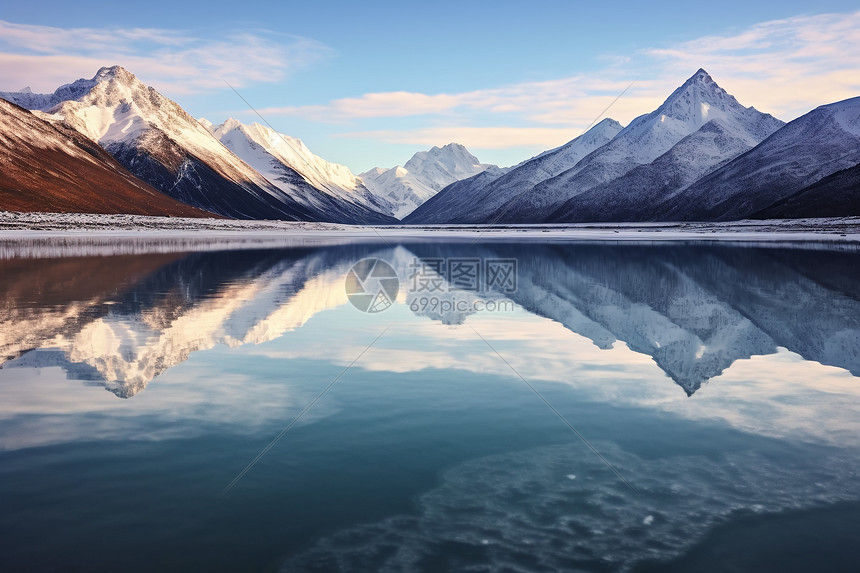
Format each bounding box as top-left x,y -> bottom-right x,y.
206,118 -> 397,224
492,69 -> 782,223
0,98 -> 211,217
3,66 -> 857,224
360,143 -> 497,218
405,119 -> 622,224
358,166 -> 436,219
403,143 -> 494,185
0,77 -> 105,111
664,96 -> 860,221
550,95 -> 784,222
1,66 -> 319,221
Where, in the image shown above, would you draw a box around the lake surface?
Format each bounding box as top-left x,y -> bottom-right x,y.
1,240 -> 860,572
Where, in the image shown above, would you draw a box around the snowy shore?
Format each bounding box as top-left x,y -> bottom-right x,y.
1,211 -> 859,258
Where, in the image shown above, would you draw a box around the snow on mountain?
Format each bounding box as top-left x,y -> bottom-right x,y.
1,76 -> 102,112
359,166 -> 435,219
360,143 -> 496,218
210,119 -> 359,197
207,118 -> 396,224
550,103 -> 784,222
1,66 -> 320,221
0,98 -> 211,217
665,95 -> 860,221
403,143 -> 493,187
405,119 -> 621,224
4,66 -> 856,225
491,69 -> 780,223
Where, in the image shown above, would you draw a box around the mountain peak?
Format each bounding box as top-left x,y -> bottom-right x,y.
675,68 -> 720,95
405,143 -> 482,175
690,68 -> 712,81
94,65 -> 135,83
0,67 -> 143,113
219,117 -> 243,132
651,68 -> 745,128
425,143 -> 458,156
594,117 -> 623,130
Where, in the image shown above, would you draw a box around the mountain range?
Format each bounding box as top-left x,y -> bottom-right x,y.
3,67 -> 324,220
406,118 -> 622,224
1,66 -> 858,223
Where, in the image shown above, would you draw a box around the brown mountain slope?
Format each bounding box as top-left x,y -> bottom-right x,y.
0,98 -> 216,217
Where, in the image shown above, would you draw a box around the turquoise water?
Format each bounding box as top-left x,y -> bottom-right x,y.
1,242 -> 859,572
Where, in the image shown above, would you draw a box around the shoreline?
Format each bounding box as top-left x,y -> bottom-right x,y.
1,212 -> 859,258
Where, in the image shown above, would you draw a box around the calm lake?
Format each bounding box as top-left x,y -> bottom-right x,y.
1,239 -> 859,572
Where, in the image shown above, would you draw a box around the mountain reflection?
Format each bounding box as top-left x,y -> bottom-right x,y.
1,243 -> 859,397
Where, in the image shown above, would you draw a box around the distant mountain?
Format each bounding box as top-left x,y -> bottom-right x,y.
0,98 -> 212,217
206,118 -> 397,224
753,162 -> 860,219
358,166 -> 434,219
403,143 -> 495,186
360,143 -> 497,218
1,66 -> 319,221
663,96 -> 860,221
405,119 -> 621,224
496,69 -> 783,223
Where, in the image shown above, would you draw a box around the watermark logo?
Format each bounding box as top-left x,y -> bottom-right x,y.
409,258 -> 517,294
345,257 -> 518,314
345,258 -> 400,313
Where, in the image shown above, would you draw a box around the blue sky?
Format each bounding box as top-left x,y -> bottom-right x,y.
2,1 -> 860,171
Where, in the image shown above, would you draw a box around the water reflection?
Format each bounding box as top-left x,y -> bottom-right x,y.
2,240 -> 860,572
2,243 -> 859,398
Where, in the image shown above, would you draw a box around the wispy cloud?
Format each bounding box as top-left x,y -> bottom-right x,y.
262,10 -> 860,151
645,10 -> 860,117
258,76 -> 644,126
335,127 -> 597,150
3,11 -> 859,155
0,20 -> 333,94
